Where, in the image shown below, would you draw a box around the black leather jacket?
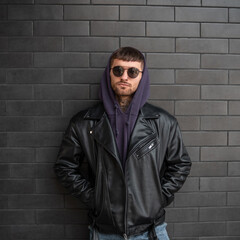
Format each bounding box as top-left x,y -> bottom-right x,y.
54,102 -> 191,237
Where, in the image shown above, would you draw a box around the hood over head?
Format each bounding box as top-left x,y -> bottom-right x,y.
99,47 -> 150,167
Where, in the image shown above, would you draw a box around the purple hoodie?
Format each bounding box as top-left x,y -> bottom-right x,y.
99,53 -> 150,168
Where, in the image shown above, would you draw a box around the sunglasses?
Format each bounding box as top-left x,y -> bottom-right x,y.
111,66 -> 143,79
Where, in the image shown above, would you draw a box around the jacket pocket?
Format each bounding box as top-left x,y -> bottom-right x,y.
135,138 -> 160,159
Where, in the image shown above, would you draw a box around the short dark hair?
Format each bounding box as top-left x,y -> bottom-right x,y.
110,47 -> 144,67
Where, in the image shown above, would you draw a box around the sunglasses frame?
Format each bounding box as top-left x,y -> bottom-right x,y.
111,66 -> 143,79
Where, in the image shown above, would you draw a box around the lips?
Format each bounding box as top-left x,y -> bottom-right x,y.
117,82 -> 131,87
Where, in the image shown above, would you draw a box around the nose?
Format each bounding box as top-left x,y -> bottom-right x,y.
121,69 -> 128,80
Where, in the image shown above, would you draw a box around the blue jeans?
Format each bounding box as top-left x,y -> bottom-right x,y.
89,222 -> 170,240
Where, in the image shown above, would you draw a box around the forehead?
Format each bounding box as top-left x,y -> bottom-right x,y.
111,59 -> 142,69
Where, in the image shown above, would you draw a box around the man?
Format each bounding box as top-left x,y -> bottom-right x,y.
54,47 -> 191,240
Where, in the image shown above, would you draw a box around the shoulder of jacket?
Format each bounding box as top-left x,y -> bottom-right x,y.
142,102 -> 177,123
70,102 -> 104,124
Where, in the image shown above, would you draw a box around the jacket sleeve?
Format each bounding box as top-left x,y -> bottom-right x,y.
161,120 -> 191,206
54,119 -> 94,209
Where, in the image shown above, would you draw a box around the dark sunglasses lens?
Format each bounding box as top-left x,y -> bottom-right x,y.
112,66 -> 123,77
128,68 -> 139,78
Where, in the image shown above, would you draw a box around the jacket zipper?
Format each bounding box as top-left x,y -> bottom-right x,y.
123,133 -> 156,238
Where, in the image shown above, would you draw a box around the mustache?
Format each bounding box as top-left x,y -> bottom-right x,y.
117,80 -> 131,86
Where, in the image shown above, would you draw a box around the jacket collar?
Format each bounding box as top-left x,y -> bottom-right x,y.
84,102 -> 160,120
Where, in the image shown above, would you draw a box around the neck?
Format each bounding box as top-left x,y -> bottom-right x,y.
116,95 -> 132,112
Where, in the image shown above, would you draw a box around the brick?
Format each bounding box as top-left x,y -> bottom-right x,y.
121,38 -> 174,53
0,196 -> 8,208
176,70 -> 228,84
64,69 -> 104,84
0,21 -> 32,36
91,21 -> 145,36
0,148 -> 34,163
178,177 -> 199,192
93,0 -> 145,3
148,70 -> 174,84
65,37 -> 118,52
8,5 -> 62,20
0,180 -> 35,194
34,21 -> 89,36
0,210 -> 35,224
0,85 -> 33,100
201,116 -> 240,130
0,101 -> 5,114
202,54 -> 240,69
10,164 -> 35,178
0,226 -> 10,240
202,23 -> 240,38
202,0 -> 240,7
201,177 -> 240,191
190,162 -> 227,177
90,53 -> 110,67
228,192 -> 240,206
34,84 -> 89,100
201,147 -> 240,161
0,5 -> 7,19
64,195 -> 87,209
229,101 -> 240,115
230,39 -> 240,54
35,117 -> 69,132
0,70 -> 6,83
202,85 -> 240,99
165,208 -> 198,222
63,100 -> 98,117
0,164 -> 9,178
228,163 -> 240,176
176,7 -> 227,22
229,132 -> 240,146
148,100 -> 174,115
176,101 -> 227,115
175,192 -> 226,207
0,53 -> 33,67
7,68 -> 62,84
8,194 -> 64,208
176,38 -> 228,53
9,37 -> 62,52
0,116 -> 34,131
229,8 -> 240,22
186,147 -> 200,162
37,209 -> 88,224
182,132 -> 227,146
34,53 -> 89,68
65,225 -> 88,238
120,6 -> 174,21
230,70 -> 240,84
174,222 -> 226,237
0,38 -> 8,51
201,237 -> 240,240
148,0 -> 200,5
90,84 -> 99,100
7,101 -> 62,116
8,132 -> 62,147
65,5 -> 118,20
147,53 -> 200,69
227,222 -> 240,235
150,85 -> 199,100
175,116 -> 200,131
36,179 -> 67,194
0,133 -> 7,147
10,225 -> 64,239
36,148 -> 59,163
147,22 -> 199,37
36,163 -> 56,178
36,0 -> 89,3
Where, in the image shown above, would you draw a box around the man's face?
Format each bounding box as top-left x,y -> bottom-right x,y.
110,59 -> 143,97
